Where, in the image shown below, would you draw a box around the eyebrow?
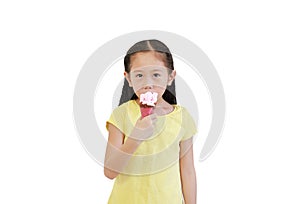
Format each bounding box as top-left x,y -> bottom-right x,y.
152,69 -> 164,72
131,68 -> 164,73
131,70 -> 142,73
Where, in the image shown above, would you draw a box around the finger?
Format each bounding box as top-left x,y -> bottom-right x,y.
152,117 -> 158,124
143,113 -> 156,120
150,113 -> 157,119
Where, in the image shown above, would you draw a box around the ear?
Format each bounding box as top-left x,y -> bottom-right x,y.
124,71 -> 133,87
167,70 -> 176,86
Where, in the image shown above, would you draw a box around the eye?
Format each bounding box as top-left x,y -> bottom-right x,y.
135,73 -> 143,78
153,73 -> 161,77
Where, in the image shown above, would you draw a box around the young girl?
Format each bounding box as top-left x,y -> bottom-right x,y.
104,39 -> 197,204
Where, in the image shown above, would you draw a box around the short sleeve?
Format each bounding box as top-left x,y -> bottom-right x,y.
180,107 -> 198,141
106,104 -> 126,134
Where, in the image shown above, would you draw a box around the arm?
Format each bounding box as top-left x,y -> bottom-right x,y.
104,123 -> 142,179
180,137 -> 197,204
104,114 -> 157,179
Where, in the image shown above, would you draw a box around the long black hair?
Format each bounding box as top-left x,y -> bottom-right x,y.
119,39 -> 177,106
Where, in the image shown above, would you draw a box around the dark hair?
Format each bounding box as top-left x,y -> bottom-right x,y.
119,39 -> 177,106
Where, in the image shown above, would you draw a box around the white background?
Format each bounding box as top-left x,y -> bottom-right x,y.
1,0 -> 299,203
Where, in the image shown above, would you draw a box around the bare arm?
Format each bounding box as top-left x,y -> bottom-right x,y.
104,114 -> 157,179
104,123 -> 142,179
180,137 -> 197,204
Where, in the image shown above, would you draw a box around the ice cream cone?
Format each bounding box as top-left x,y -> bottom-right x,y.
139,91 -> 158,118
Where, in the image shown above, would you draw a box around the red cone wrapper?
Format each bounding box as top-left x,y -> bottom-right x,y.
140,106 -> 153,118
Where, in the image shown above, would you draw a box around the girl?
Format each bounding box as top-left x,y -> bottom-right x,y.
104,39 -> 197,204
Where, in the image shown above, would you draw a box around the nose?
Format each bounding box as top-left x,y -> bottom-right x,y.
143,76 -> 154,90
144,84 -> 153,90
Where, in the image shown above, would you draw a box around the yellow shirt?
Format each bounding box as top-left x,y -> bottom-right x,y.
106,100 -> 197,204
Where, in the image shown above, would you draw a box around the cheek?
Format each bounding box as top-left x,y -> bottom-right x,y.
131,80 -> 166,91
131,82 -> 144,93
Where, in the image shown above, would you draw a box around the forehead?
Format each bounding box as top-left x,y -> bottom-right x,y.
130,51 -> 166,70
130,65 -> 169,73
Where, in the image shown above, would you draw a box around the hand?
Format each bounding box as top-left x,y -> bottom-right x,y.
129,113 -> 158,141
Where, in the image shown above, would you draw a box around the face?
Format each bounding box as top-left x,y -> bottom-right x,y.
124,52 -> 176,102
